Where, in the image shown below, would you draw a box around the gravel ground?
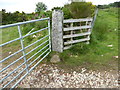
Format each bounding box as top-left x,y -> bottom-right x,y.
16,64 -> 119,88
1,65 -> 26,88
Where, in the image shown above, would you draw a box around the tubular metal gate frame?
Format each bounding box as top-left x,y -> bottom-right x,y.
0,17 -> 51,88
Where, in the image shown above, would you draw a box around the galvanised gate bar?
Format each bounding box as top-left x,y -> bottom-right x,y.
0,17 -> 51,88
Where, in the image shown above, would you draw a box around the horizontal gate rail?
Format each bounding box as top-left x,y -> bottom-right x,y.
0,48 -> 23,63
0,37 -> 21,47
64,46 -> 72,50
63,18 -> 93,23
22,27 -> 49,38
0,18 -> 49,29
63,31 -> 91,39
0,17 -> 51,88
64,37 -> 90,45
64,25 -> 91,31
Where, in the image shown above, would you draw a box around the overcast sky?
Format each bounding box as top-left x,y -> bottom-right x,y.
0,0 -> 119,13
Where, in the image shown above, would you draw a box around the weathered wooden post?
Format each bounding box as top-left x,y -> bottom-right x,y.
52,10 -> 64,52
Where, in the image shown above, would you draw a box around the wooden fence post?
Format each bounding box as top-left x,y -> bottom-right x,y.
52,10 -> 64,52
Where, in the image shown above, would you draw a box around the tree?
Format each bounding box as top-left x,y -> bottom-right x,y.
63,2 -> 96,19
35,2 -> 47,13
97,1 -> 120,9
2,9 -> 6,13
51,7 -> 62,11
62,5 -> 72,19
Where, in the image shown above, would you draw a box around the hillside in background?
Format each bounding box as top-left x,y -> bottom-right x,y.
97,1 -> 120,9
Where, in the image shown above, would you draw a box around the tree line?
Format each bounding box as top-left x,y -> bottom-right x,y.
97,1 -> 120,9
1,1 -> 119,25
1,9 -> 51,25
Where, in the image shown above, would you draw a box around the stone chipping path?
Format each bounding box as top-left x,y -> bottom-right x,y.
17,64 -> 119,88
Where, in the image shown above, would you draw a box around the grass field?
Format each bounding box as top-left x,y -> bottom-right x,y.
1,20 -> 49,68
47,7 -> 118,71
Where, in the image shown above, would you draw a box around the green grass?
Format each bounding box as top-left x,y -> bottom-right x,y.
1,20 -> 49,67
47,7 -> 118,71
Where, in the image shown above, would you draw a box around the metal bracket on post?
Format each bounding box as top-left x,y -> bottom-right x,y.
17,25 -> 29,72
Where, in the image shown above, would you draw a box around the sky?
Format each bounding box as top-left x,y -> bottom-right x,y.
0,0 -> 119,13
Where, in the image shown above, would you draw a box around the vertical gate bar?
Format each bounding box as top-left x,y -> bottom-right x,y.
89,21 -> 92,33
0,23 -> 2,88
17,25 -> 29,72
86,21 -> 89,34
80,22 -> 82,33
48,18 -> 51,52
70,23 -> 73,46
91,8 -> 98,30
86,21 -> 91,44
86,21 -> 88,26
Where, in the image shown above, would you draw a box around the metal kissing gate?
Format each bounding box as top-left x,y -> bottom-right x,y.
0,17 -> 51,88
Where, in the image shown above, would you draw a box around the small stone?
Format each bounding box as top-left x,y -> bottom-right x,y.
33,35 -> 37,38
74,55 -> 78,57
107,45 -> 113,47
50,54 -> 61,63
9,51 -> 12,54
113,56 -> 118,59
81,68 -> 86,73
114,29 -> 117,31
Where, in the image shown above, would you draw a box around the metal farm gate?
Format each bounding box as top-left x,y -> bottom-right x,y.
0,18 -> 51,88
63,18 -> 93,50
